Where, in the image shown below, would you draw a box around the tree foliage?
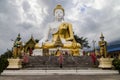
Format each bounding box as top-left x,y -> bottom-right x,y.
0,50 -> 12,74
0,57 -> 9,74
74,35 -> 90,49
1,49 -> 13,58
35,39 -> 39,43
112,59 -> 120,70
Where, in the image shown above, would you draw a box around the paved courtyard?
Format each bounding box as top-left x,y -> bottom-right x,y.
0,75 -> 120,80
1,69 -> 120,80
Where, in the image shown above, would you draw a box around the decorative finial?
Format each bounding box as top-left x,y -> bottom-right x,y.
100,32 -> 104,39
17,33 -> 21,39
31,34 -> 33,39
54,4 -> 64,14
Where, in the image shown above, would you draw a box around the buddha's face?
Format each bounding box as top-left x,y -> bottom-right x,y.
55,9 -> 64,19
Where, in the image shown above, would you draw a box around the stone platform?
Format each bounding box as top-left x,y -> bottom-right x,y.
1,69 -> 118,75
2,56 -> 118,76
1,75 -> 120,80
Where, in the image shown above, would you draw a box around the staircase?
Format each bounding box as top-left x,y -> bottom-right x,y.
23,55 -> 98,69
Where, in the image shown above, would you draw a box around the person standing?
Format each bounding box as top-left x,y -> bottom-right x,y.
58,53 -> 63,68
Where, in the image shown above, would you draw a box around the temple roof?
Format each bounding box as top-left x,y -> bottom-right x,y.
107,44 -> 120,52
25,35 -> 36,45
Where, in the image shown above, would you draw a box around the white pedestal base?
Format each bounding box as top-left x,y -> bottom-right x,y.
98,58 -> 113,68
49,48 -> 71,56
7,58 -> 22,69
32,49 -> 43,56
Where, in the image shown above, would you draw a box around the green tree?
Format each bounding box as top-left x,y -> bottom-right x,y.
35,39 -> 39,43
0,50 -> 12,74
74,35 -> 90,49
2,49 -> 13,58
112,58 -> 120,74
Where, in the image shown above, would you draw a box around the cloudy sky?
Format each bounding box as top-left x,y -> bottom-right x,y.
0,0 -> 120,54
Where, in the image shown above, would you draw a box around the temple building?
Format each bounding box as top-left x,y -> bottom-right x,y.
108,44 -> 120,59
24,35 -> 36,56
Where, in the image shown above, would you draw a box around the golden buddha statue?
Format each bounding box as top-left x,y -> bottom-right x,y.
43,5 -> 80,47
99,33 -> 107,57
13,34 -> 23,58
36,5 -> 81,56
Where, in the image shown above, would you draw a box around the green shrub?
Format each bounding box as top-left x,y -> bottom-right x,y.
0,50 -> 11,74
112,58 -> 120,70
0,57 -> 9,74
3,50 -> 13,58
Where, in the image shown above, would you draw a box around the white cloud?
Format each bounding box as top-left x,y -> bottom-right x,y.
91,0 -> 106,10
0,0 -> 120,54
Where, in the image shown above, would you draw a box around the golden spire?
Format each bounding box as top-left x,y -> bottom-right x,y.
54,4 -> 64,14
29,34 -> 36,43
100,32 -> 104,39
31,34 -> 33,39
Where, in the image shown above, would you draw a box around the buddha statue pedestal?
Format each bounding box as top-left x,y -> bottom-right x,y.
98,57 -> 113,69
7,58 -> 22,69
32,49 -> 43,56
71,49 -> 80,56
61,48 -> 71,55
49,48 -> 57,56
49,48 -> 71,56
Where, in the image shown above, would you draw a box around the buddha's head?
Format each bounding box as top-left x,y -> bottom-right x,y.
54,5 -> 64,21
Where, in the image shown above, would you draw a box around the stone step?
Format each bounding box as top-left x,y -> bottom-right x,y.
1,70 -> 118,75
23,56 -> 98,69
25,64 -> 94,68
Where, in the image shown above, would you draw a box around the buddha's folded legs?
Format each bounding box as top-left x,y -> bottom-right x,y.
43,42 -> 55,48
63,43 -> 72,48
43,42 -> 80,49
63,43 -> 80,48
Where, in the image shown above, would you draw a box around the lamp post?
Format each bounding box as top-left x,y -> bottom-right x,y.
92,40 -> 96,53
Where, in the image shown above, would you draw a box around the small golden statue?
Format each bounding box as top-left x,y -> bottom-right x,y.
99,33 -> 107,57
13,34 -> 23,58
